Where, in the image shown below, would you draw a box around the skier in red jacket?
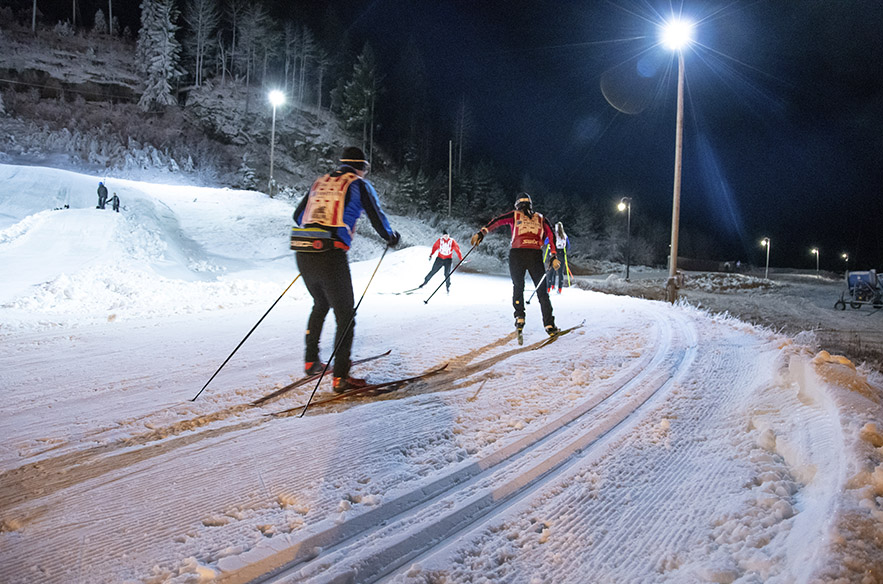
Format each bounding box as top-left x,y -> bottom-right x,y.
471,193 -> 560,340
418,229 -> 463,293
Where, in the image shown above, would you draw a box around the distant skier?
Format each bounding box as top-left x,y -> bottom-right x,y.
292,146 -> 400,392
471,193 -> 560,339
418,229 -> 463,294
546,222 -> 569,294
110,192 -> 120,212
97,181 -> 108,209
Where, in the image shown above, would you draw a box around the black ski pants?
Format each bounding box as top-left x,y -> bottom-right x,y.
548,247 -> 565,289
422,257 -> 453,290
509,248 -> 554,327
296,249 -> 355,379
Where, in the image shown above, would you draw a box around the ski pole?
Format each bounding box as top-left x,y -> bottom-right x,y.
423,244 -> 477,305
192,274 -> 302,401
526,271 -> 549,305
300,245 -> 389,417
564,248 -> 572,286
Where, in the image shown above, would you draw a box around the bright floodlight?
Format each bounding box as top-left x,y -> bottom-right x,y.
761,237 -> 769,247
269,90 -> 285,107
662,19 -> 693,50
618,201 -> 626,212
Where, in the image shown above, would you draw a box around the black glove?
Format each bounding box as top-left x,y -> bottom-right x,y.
470,231 -> 484,246
387,231 -> 400,247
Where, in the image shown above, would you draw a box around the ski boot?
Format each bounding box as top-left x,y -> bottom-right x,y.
332,376 -> 369,394
304,361 -> 327,375
515,317 -> 525,345
545,324 -> 560,337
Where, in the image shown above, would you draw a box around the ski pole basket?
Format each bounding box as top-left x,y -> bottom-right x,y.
834,269 -> 883,310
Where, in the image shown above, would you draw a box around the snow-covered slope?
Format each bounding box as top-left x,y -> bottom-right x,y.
1,164 -> 882,584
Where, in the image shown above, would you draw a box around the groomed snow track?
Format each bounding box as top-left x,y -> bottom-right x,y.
232,309 -> 699,583
2,300 -> 845,583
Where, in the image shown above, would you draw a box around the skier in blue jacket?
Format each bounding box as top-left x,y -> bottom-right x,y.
292,146 -> 400,392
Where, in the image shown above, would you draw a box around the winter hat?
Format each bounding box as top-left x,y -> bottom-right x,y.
514,192 -> 532,211
442,228 -> 449,235
340,146 -> 370,171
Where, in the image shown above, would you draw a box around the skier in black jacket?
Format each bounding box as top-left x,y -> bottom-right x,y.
292,146 -> 400,392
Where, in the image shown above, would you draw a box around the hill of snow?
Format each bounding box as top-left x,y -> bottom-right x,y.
1,164 -> 882,584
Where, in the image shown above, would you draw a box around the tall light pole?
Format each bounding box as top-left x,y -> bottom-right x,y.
811,247 -> 819,278
662,18 -> 692,303
760,237 -> 770,280
268,90 -> 285,197
617,197 -> 632,280
841,252 -> 849,275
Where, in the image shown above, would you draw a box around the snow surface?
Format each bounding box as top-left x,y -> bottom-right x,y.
1,164 -> 882,584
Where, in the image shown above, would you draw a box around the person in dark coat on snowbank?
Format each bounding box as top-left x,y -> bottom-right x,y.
97,181 -> 108,209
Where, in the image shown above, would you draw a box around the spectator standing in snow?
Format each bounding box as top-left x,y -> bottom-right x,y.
110,192 -> 120,212
418,229 -> 463,293
97,181 -> 108,209
471,193 -> 560,338
546,221 -> 569,294
292,146 -> 400,392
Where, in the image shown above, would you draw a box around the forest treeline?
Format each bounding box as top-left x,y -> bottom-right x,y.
0,1 -> 730,267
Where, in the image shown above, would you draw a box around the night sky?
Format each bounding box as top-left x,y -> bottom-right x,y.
35,0 -> 883,269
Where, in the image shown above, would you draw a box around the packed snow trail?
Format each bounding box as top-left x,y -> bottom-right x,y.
2,166 -> 882,584
1,296 -> 853,584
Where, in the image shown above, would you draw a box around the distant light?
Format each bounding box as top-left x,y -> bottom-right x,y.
268,90 -> 285,107
760,237 -> 769,247
662,19 -> 694,51
618,201 -> 626,212
841,253 -> 848,260
811,248 -> 819,255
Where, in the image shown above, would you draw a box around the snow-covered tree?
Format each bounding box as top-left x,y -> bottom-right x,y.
284,24 -> 315,100
93,8 -> 107,35
183,0 -> 220,87
235,3 -> 269,89
137,0 -> 184,111
219,0 -> 246,83
237,153 -> 256,189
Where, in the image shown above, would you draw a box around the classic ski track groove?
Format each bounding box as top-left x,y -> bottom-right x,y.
241,310 -> 694,584
0,331 -> 570,509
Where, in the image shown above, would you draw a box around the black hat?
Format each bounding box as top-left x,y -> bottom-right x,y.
514,192 -> 532,211
441,227 -> 449,235
340,146 -> 369,171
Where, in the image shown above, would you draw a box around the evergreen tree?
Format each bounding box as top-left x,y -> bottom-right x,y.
137,0 -> 183,111
93,8 -> 107,35
342,43 -> 382,155
235,2 -> 270,109
183,0 -> 220,87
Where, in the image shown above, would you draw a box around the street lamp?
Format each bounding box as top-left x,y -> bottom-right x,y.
811,247 -> 819,278
268,90 -> 285,197
841,252 -> 849,274
617,197 -> 632,280
760,237 -> 770,280
662,17 -> 693,303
